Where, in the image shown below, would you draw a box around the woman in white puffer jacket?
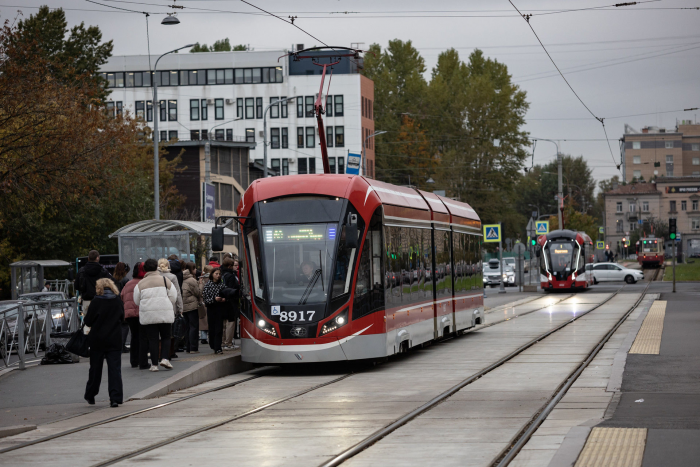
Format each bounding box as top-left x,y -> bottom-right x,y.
133,259 -> 177,371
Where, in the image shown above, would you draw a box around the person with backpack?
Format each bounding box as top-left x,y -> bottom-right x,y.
76,250 -> 112,318
133,259 -> 178,371
84,278 -> 125,407
220,257 -> 240,350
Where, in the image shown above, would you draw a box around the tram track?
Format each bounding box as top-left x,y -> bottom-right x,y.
319,283 -> 651,467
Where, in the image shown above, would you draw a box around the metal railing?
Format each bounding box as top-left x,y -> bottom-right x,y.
0,298 -> 79,370
44,279 -> 75,297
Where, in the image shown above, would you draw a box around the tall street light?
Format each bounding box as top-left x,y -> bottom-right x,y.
152,44 -> 194,220
263,97 -> 298,178
363,130 -> 386,176
535,139 -> 562,229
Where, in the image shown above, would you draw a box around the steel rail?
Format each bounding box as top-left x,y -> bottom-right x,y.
0,373 -> 267,454
92,373 -> 353,467
318,288 -> 627,467
492,272 -> 656,466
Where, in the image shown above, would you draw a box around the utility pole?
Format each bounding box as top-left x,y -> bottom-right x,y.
499,222 -> 506,294
534,139 -> 563,229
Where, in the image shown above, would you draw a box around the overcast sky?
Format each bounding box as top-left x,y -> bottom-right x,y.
4,0 -> 700,185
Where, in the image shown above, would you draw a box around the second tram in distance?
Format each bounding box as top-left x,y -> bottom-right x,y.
636,237 -> 664,268
236,175 -> 485,364
537,229 -> 595,291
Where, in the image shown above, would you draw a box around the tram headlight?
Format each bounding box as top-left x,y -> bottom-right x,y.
320,309 -> 349,336
255,314 -> 278,337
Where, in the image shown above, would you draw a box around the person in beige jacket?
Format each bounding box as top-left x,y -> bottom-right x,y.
181,262 -> 202,353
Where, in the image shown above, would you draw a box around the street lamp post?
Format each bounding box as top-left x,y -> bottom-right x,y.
152,44 -> 194,220
363,131 -> 386,176
535,139 -> 562,229
262,97 -> 299,178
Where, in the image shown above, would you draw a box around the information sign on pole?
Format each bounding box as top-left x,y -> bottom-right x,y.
483,224 -> 501,243
599,226 -> 605,234
346,153 -> 362,175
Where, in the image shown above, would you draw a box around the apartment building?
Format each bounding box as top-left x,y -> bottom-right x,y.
622,122 -> 700,182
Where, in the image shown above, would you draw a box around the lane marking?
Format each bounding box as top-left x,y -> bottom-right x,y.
575,427 -> 646,467
629,300 -> 666,354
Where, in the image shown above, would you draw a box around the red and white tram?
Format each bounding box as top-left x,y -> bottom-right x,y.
636,237 -> 664,268
234,176 -> 484,363
537,229 -> 595,291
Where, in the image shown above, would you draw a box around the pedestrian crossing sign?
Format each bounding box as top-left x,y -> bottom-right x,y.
535,221 -> 549,235
596,241 -> 605,250
483,224 -> 501,243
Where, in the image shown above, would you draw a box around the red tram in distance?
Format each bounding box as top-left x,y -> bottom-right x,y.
636,237 -> 664,268
234,175 -> 484,364
537,229 -> 595,291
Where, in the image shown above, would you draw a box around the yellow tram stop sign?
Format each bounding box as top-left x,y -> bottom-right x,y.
596,241 -> 605,250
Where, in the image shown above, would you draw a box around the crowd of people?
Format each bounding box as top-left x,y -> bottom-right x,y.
76,250 -> 240,408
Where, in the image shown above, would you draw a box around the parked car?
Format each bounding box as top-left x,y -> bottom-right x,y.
483,259 -> 517,287
586,263 -> 644,284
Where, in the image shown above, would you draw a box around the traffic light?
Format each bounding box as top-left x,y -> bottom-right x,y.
530,238 -> 536,246
622,237 -> 626,245
669,218 -> 677,240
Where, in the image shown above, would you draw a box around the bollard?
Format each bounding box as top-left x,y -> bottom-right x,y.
17,303 -> 25,370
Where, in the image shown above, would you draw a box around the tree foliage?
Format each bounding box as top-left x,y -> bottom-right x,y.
190,38 -> 247,53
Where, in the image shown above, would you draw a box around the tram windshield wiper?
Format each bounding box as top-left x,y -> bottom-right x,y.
298,269 -> 322,305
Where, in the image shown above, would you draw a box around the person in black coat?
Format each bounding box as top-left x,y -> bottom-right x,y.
76,250 -> 112,315
220,258 -> 241,350
84,278 -> 125,407
168,255 -> 184,290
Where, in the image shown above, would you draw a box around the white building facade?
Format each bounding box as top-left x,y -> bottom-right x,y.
100,50 -> 376,178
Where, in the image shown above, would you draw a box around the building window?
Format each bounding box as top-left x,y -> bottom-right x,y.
629,203 -> 636,213
326,95 -> 333,117
159,100 -> 167,121
169,130 -> 178,141
252,68 -> 261,83
616,202 -> 623,212
616,220 -> 623,233
633,156 -> 641,164
206,70 -> 216,85
281,96 -> 288,118
270,97 -> 279,118
334,95 -> 344,116
666,155 -> 674,163
693,144 -> 700,151
168,100 -> 177,121
329,157 -> 336,173
190,130 -> 200,140
693,157 -> 700,165
246,128 -> 255,145
693,219 -> 700,230
179,70 -> 188,86
630,223 -> 637,232
632,141 -> 641,150
135,101 -> 145,119
370,100 -> 373,120
245,98 -> 254,119
298,158 -> 307,175
633,170 -> 641,179
215,99 -> 224,120
226,129 -> 233,141
326,127 -> 333,148
256,97 -> 263,119
271,158 -> 280,174
146,101 -> 153,122
215,129 -> 224,141
306,127 -> 315,148
309,158 -> 316,174
297,128 -> 304,148
159,131 -> 167,142
297,97 -> 304,118
305,96 -> 315,117
190,99 -> 199,120
201,129 -> 208,140
237,98 -> 243,119
115,72 -> 124,88
665,141 -> 674,149
281,158 -> 288,175
682,200 -> 687,211
335,126 -> 345,147
642,201 -> 649,212
281,128 -> 288,148
670,200 -> 677,212
116,102 -> 124,116
201,99 -> 208,120
271,128 -> 280,149
338,156 -> 345,174
694,200 -> 699,211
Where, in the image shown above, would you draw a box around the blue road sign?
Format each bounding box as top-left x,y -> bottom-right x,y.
483,224 -> 501,243
346,153 -> 362,175
536,221 -> 549,235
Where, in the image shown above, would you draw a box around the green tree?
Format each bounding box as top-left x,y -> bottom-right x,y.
11,6 -> 113,103
190,39 -> 247,53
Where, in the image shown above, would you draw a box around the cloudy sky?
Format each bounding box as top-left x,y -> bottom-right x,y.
4,0 -> 700,185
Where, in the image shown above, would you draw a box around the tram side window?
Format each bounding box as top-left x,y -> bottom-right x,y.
353,208 -> 385,320
434,230 -> 452,299
331,209 -> 366,303
417,229 -> 431,302
385,226 -> 402,306
453,232 -> 466,293
474,235 -> 483,289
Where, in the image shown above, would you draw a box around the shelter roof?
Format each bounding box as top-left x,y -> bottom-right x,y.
10,260 -> 71,267
109,220 -> 236,238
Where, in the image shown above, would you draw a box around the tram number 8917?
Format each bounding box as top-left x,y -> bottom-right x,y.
279,310 -> 316,323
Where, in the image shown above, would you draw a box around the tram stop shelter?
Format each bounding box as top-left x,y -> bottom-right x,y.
109,220 -> 237,275
10,260 -> 72,299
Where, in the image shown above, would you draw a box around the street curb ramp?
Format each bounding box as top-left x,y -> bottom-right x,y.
128,353 -> 253,401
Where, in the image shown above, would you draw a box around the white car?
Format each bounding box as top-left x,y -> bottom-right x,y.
586,263 -> 644,284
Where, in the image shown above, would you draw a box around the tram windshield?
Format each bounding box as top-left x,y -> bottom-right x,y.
260,224 -> 338,305
546,242 -> 576,273
641,240 -> 659,253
